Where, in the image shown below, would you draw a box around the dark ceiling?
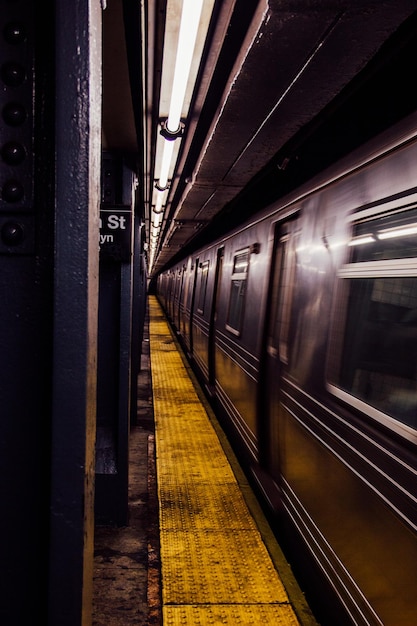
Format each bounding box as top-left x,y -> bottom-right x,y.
103,0 -> 417,278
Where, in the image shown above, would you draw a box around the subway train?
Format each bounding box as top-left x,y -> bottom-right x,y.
156,111 -> 417,626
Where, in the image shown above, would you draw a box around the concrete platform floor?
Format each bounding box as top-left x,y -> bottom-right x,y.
92,313 -> 161,625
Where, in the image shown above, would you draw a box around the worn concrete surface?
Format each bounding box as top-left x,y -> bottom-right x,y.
93,315 -> 161,625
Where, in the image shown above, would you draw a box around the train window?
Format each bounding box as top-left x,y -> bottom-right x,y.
196,260 -> 209,314
226,248 -> 249,336
349,209 -> 417,262
186,266 -> 193,311
267,222 -> 298,364
328,206 -> 417,437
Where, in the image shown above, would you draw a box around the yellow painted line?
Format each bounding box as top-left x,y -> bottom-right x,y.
149,296 -> 312,625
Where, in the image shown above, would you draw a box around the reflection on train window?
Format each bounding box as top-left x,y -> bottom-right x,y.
350,208 -> 417,262
330,207 -> 417,432
267,224 -> 298,364
174,269 -> 182,303
196,261 -> 209,314
186,264 -> 194,310
226,249 -> 249,335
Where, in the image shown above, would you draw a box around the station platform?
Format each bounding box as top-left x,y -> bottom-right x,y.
148,296 -> 317,625
93,296 -> 318,625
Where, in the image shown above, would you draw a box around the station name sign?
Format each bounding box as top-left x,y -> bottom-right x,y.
99,207 -> 132,262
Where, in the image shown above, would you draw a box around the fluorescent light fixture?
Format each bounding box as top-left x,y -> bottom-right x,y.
166,0 -> 204,133
377,223 -> 417,240
158,139 -> 175,189
149,0 -> 215,271
154,194 -> 164,213
155,0 -> 204,188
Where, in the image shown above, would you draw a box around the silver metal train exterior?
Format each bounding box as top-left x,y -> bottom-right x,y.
156,112 -> 417,626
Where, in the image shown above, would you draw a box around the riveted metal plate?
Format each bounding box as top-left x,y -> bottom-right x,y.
1,1 -> 35,255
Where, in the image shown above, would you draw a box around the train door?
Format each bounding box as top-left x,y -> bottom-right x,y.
178,264 -> 187,330
179,263 -> 188,336
188,256 -> 199,355
174,266 -> 184,330
167,270 -> 175,320
260,216 -> 298,478
208,246 -> 224,390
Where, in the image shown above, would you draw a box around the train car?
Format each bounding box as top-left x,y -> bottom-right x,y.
156,111 -> 417,626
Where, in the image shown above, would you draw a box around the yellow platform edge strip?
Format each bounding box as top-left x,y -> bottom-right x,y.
148,296 -> 318,626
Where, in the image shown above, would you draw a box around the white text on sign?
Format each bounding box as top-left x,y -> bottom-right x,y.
99,214 -> 128,230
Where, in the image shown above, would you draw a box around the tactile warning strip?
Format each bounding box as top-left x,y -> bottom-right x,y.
163,604 -> 301,625
148,297 -> 307,625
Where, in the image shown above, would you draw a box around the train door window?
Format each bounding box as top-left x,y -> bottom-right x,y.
327,205 -> 417,438
176,267 -> 185,326
186,261 -> 195,310
267,221 -> 298,364
226,248 -> 249,336
174,269 -> 181,301
197,260 -> 209,314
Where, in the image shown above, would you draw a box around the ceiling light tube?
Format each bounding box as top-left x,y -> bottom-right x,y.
153,194 -> 164,214
158,139 -> 175,189
155,0 -> 204,193
166,0 -> 204,134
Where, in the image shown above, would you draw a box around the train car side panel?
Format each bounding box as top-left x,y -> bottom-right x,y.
213,224 -> 270,460
262,135 -> 417,625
